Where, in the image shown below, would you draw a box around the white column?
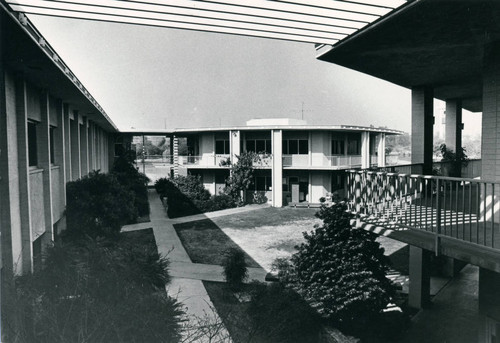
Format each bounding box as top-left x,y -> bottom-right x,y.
377,133 -> 386,167
272,130 -> 283,207
445,99 -> 463,153
361,132 -> 370,169
230,130 -> 240,164
39,91 -> 54,243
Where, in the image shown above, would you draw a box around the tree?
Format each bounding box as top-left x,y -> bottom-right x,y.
224,151 -> 263,203
439,143 -> 469,177
282,202 -> 395,333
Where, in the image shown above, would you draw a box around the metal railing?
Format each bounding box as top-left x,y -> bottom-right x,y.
177,154 -> 231,167
327,155 -> 362,167
281,154 -> 363,168
346,170 -> 500,250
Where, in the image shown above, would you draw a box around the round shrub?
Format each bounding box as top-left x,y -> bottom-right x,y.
221,248 -> 248,290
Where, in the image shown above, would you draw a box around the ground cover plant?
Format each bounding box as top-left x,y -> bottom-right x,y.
174,219 -> 260,267
4,229 -> 184,343
155,176 -> 236,218
203,281 -> 322,343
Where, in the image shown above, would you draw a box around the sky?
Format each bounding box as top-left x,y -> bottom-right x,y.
27,14 -> 481,136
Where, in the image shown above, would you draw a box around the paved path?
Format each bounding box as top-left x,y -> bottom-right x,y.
121,189 -> 269,343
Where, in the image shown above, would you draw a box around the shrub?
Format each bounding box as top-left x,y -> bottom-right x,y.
66,171 -> 137,238
222,247 -> 248,290
155,177 -> 236,218
112,155 -> 150,217
5,234 -> 183,343
283,202 -> 395,333
247,283 -> 321,343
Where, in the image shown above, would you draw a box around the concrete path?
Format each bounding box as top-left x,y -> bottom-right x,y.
121,189 -> 269,343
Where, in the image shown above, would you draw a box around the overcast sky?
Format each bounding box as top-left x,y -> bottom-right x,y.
27,14 -> 480,135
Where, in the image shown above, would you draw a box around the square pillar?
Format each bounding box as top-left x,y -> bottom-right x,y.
361,132 -> 370,169
481,42 -> 500,224
39,91 -> 54,243
272,129 -> 283,207
80,116 -> 89,176
411,87 -> 434,175
230,130 -> 241,164
479,268 -> 500,342
444,99 -> 463,153
408,246 -> 431,309
377,133 -> 386,167
70,111 -> 80,180
54,99 -> 66,207
63,104 -> 71,182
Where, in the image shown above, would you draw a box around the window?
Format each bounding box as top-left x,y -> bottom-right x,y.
246,139 -> 271,153
215,140 -> 230,154
283,139 -> 308,155
346,135 -> 361,155
49,127 -> 55,164
332,139 -> 345,155
254,176 -> 272,191
28,121 -> 38,167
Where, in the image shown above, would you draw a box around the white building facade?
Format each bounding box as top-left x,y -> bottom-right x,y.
167,119 -> 401,207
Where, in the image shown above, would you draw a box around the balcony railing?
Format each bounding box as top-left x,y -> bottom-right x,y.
346,170 -> 500,250
283,154 -> 308,166
178,154 -> 231,167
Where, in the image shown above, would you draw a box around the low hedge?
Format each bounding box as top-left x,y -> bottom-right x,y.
155,176 -> 236,218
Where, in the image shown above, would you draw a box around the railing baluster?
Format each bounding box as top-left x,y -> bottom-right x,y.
436,178 -> 441,255
483,182 -> 487,246
477,183 -> 480,244
455,181 -> 459,238
492,183 -> 495,248
443,180 -> 447,236
469,182 -> 472,242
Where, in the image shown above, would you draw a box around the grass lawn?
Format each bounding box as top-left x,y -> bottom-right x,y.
121,228 -> 158,258
174,219 -> 261,267
174,207 -> 320,269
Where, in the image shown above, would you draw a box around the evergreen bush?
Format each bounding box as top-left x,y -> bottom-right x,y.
283,202 -> 395,333
222,247 -> 248,290
66,171 -> 137,238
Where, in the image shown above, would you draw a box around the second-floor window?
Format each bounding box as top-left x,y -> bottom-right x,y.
283,139 -> 308,155
246,139 -> 271,154
332,139 -> 345,155
215,140 -> 230,154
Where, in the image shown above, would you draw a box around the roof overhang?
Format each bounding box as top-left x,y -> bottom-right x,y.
2,6 -> 118,131
317,0 -> 500,113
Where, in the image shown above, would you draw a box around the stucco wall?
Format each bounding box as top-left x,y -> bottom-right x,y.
29,169 -> 45,240
311,132 -> 330,166
311,171 -> 330,203
26,82 -> 41,122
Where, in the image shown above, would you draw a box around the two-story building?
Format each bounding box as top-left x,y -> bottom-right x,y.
131,118 -> 401,207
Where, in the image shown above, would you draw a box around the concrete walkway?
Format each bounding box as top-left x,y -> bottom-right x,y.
121,189 -> 269,343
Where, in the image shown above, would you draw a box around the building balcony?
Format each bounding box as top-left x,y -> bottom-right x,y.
178,154 -> 231,168
346,169 -> 500,271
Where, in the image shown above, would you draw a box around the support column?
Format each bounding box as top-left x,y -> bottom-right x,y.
80,116 -> 89,176
173,135 -> 179,177
478,268 -> 500,343
39,91 -> 54,243
54,100 -> 66,207
230,130 -> 241,164
271,129 -> 283,207
408,246 -> 431,309
411,86 -> 434,175
87,121 -> 94,172
63,104 -> 71,182
481,42 -> 500,224
70,111 -> 80,180
377,133 -> 386,168
444,99 -> 463,153
361,131 -> 370,169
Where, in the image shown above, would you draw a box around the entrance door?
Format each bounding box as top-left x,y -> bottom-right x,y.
291,183 -> 300,203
